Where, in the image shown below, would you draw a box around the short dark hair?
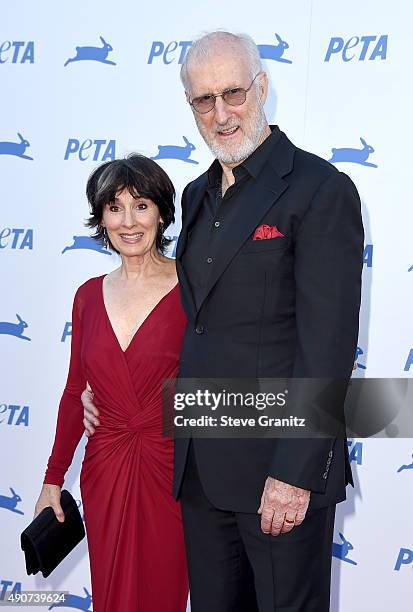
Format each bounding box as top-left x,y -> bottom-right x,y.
85,154 -> 175,254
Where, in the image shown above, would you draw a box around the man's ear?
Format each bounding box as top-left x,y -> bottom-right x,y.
258,71 -> 269,105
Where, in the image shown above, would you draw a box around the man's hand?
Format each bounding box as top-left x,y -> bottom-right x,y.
258,476 -> 310,536
82,383 -> 100,437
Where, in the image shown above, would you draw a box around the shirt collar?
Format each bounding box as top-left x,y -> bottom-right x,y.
206,125 -> 281,186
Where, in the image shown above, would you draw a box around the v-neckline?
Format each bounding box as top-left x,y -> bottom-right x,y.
100,275 -> 179,354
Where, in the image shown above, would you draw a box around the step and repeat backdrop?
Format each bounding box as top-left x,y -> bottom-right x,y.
1,1 -> 412,610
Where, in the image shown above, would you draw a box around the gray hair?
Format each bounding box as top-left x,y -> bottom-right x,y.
180,31 -> 262,94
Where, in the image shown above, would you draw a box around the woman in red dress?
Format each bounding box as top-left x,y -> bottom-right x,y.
34,155 -> 188,612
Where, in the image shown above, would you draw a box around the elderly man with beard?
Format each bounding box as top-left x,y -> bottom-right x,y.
83,31 -> 364,612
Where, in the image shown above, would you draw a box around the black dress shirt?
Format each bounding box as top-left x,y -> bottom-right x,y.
182,125 -> 282,309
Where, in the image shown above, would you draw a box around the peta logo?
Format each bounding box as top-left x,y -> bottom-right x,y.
148,41 -> 192,64
0,229 -> 33,250
0,404 -> 29,427
64,139 -> 116,161
0,580 -> 22,601
329,138 -> 377,167
258,33 -> 292,64
0,41 -> 34,64
61,323 -> 72,343
0,315 -> 30,341
64,36 -> 116,67
404,349 -> 413,372
397,453 -> 413,474
332,533 -> 357,565
150,136 -> 198,164
363,244 -> 373,268
325,35 -> 388,62
0,133 -> 33,160
0,487 -> 24,515
48,587 -> 92,610
347,439 -> 363,465
62,236 -> 111,255
395,548 -> 413,571
166,235 -> 179,258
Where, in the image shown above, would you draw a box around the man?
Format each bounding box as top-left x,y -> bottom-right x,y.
83,31 -> 363,611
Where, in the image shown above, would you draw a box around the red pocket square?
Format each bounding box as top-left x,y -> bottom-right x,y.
252,224 -> 285,240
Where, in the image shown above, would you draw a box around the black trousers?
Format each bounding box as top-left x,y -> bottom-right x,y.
180,443 -> 336,612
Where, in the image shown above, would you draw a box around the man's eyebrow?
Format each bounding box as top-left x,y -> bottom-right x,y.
194,83 -> 241,97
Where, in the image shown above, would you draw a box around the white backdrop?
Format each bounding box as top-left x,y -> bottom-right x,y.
1,1 -> 412,610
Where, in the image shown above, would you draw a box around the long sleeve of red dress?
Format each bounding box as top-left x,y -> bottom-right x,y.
43,287 -> 87,486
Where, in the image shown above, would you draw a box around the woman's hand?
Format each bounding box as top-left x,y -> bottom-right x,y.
34,484 -> 65,522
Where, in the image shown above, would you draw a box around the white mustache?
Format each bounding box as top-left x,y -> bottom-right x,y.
214,123 -> 240,134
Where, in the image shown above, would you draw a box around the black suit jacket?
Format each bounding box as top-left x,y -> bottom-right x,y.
174,126 -> 364,512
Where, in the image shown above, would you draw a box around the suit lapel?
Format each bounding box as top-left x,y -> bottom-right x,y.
195,131 -> 296,314
176,129 -> 296,317
176,176 -> 208,318
176,177 -> 207,260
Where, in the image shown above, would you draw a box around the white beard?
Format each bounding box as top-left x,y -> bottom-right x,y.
196,104 -> 268,165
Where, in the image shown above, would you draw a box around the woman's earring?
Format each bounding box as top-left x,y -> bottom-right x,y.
102,227 -> 109,248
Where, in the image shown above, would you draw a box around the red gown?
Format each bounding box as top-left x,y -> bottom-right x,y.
44,275 -> 189,612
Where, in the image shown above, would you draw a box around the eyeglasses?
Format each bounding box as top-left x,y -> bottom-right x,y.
189,73 -> 261,114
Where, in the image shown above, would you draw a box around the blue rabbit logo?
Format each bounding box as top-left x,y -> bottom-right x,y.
0,314 -> 31,340
332,533 -> 357,565
62,236 -> 112,255
258,33 -> 292,64
48,587 -> 92,610
354,346 -> 366,370
0,487 -> 24,515
397,453 -> 413,473
329,138 -> 378,167
64,36 -> 116,66
150,136 -> 198,164
0,133 -> 33,160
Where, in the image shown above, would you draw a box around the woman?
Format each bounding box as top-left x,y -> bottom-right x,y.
34,155 -> 188,611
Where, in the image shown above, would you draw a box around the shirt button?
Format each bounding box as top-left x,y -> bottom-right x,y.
214,221 -> 220,228
206,257 -> 213,264
195,324 -> 204,334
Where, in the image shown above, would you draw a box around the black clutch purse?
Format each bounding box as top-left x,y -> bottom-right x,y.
21,490 -> 85,578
